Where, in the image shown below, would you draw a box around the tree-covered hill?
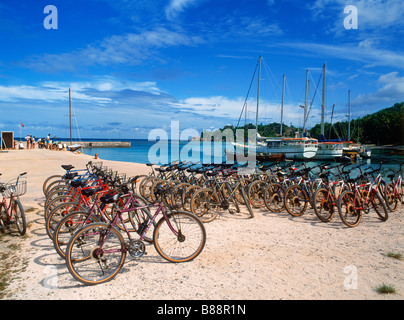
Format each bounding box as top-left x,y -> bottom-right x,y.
308,102 -> 403,145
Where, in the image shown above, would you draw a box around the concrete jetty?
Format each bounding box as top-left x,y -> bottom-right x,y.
62,141 -> 131,148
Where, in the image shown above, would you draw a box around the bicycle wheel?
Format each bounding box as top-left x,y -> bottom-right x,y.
45,202 -> 87,240
385,183 -> 398,212
65,222 -> 126,285
171,182 -> 190,210
284,185 -> 308,217
45,186 -> 73,208
12,199 -> 26,235
313,188 -> 335,222
153,211 -> 206,263
222,183 -> 240,213
370,190 -> 388,221
53,211 -> 99,259
337,191 -> 362,227
0,202 -> 7,231
190,188 -> 220,223
399,183 -> 404,205
140,177 -> 159,201
182,185 -> 201,212
240,186 -> 254,218
45,179 -> 68,196
43,174 -> 63,195
247,180 -> 266,208
234,177 -> 250,205
263,183 -> 285,212
44,194 -> 77,221
131,174 -> 148,194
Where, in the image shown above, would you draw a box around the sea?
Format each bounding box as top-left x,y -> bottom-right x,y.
76,138 -> 404,176
79,138 -> 228,165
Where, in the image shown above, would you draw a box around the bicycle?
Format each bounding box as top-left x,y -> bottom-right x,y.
384,162 -> 404,212
0,172 -> 28,235
64,185 -> 206,285
45,171 -> 132,240
190,167 -> 253,222
52,180 -> 153,260
337,166 -> 388,228
263,162 -> 300,213
312,164 -> 349,222
283,165 -> 325,217
43,161 -> 102,196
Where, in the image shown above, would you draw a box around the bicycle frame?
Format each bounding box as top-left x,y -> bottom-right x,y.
98,197 -> 178,254
0,194 -> 14,220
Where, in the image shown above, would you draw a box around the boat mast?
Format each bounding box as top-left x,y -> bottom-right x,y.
302,70 -> 309,136
280,74 -> 285,136
69,88 -> 72,145
256,55 -> 261,138
348,90 -> 351,141
321,63 -> 326,137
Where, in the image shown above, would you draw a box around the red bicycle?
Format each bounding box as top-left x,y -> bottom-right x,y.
0,172 -> 28,235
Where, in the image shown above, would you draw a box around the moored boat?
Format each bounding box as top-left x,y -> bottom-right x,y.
257,136 -> 318,160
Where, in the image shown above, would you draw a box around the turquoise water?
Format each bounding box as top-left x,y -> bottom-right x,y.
80,139 -> 231,165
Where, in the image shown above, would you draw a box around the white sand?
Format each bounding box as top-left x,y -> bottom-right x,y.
0,148 -> 403,300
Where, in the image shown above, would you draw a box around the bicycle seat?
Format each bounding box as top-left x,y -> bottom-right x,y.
207,171 -> 219,177
222,172 -> 235,178
100,192 -> 123,204
71,179 -> 88,188
387,174 -> 395,179
81,186 -> 103,197
65,172 -> 78,180
156,167 -> 166,172
62,165 -> 75,171
146,163 -> 154,166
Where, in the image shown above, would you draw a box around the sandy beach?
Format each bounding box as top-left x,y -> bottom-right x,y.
0,148 -> 403,300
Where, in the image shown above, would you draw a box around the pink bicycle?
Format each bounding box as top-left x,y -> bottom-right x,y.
0,172 -> 28,235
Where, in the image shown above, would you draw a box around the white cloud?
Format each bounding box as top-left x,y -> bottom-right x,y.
0,77 -> 167,105
312,0 -> 404,31
26,28 -> 203,73
352,71 -> 404,110
170,95 -> 307,127
165,0 -> 196,20
279,41 -> 404,70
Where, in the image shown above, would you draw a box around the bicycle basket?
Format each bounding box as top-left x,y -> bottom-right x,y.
3,179 -> 27,198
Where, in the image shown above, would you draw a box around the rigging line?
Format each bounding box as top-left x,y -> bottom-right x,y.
73,106 -> 81,142
305,71 -> 323,126
326,73 -> 339,122
261,58 -> 281,101
261,58 -> 285,125
236,59 -> 259,128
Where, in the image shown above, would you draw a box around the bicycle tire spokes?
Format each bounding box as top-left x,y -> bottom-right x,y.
154,212 -> 206,263
66,223 -> 126,285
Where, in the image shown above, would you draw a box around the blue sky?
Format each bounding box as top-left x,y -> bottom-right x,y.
0,0 -> 403,139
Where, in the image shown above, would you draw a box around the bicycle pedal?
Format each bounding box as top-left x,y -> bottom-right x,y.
228,210 -> 235,214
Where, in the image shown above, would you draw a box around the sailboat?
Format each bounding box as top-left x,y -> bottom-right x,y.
312,64 -> 343,160
230,56 -> 318,161
66,88 -> 82,152
341,90 -> 371,159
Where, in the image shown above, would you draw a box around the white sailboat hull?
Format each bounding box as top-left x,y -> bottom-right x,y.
256,137 -> 318,160
314,142 -> 343,160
